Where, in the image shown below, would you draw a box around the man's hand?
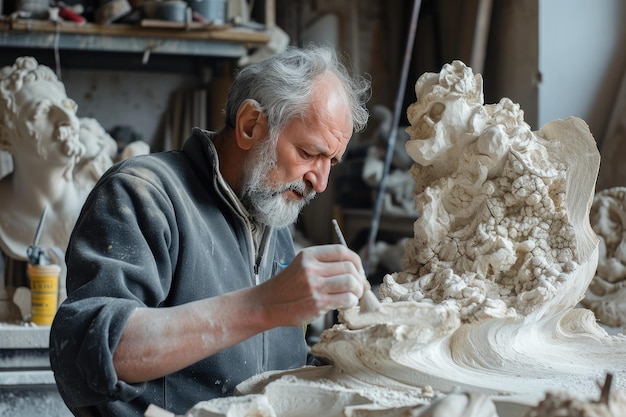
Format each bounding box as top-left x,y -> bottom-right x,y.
255,244 -> 368,327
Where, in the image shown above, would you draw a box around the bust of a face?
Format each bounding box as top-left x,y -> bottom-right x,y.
0,73 -> 86,262
10,79 -> 83,165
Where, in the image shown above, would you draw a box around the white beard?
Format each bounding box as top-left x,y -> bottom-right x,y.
241,137 -> 316,227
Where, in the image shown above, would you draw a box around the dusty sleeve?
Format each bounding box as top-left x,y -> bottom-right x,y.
49,167 -> 178,408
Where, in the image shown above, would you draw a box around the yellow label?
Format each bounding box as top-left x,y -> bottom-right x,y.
30,292 -> 57,325
30,276 -> 58,292
27,264 -> 61,326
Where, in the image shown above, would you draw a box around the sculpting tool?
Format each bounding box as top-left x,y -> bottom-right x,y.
332,219 -> 381,313
27,205 -> 50,265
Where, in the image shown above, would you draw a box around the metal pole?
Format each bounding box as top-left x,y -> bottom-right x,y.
364,0 -> 422,276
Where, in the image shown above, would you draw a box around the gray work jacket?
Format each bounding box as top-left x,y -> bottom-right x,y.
49,129 -> 308,416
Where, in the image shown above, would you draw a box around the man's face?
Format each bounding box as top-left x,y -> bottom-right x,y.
241,74 -> 353,227
241,135 -> 315,227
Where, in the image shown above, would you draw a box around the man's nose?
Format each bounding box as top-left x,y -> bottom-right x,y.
304,158 -> 331,193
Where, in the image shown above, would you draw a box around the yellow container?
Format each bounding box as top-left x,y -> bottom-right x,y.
28,264 -> 60,326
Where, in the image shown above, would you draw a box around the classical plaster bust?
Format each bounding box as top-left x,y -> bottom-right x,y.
0,57 -> 148,321
0,57 -> 90,261
0,57 -> 146,264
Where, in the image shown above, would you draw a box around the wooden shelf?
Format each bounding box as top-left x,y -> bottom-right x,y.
0,18 -> 271,58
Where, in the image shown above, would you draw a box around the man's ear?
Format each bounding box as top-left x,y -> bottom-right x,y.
234,99 -> 268,151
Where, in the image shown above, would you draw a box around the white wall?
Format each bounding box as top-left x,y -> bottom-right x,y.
538,0 -> 626,140
62,69 -> 197,149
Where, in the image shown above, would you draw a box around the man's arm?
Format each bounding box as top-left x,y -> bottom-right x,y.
113,244 -> 366,383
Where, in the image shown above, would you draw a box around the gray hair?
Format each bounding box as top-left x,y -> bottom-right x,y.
224,44 -> 370,141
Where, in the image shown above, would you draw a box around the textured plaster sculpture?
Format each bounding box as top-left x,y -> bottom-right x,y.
582,187 -> 626,328
180,61 -> 626,417
525,390 -> 626,417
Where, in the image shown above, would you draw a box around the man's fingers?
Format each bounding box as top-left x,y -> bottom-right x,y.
316,273 -> 364,298
303,244 -> 363,268
317,291 -> 360,310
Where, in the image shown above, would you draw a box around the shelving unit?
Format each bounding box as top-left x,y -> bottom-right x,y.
0,0 -> 275,61
0,19 -> 270,59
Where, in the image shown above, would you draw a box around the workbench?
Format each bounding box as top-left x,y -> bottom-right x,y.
0,323 -> 72,416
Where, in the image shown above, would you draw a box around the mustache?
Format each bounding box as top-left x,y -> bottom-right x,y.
275,179 -> 316,202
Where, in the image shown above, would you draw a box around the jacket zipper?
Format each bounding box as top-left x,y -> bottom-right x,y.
207,137 -> 271,371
